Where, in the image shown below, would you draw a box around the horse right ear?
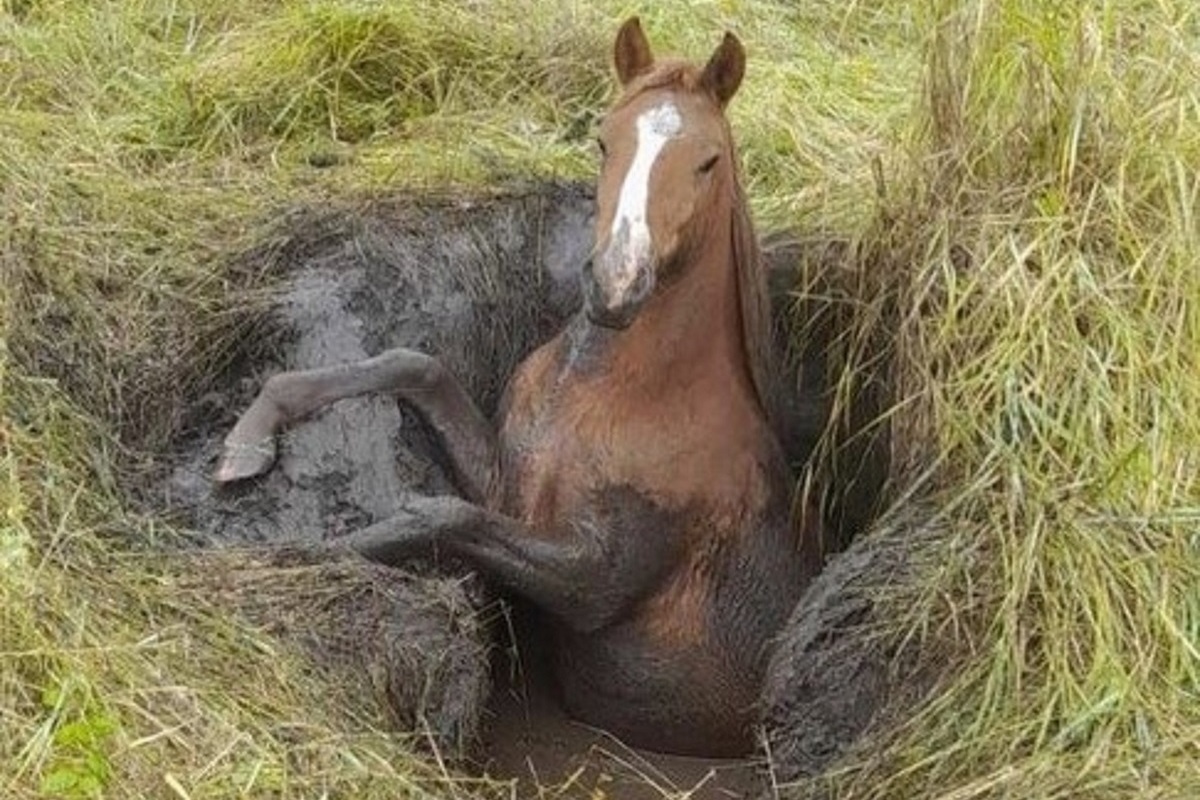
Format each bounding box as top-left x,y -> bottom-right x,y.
614,17 -> 654,86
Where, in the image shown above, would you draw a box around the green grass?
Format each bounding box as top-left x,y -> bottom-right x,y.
2,0 -> 1197,798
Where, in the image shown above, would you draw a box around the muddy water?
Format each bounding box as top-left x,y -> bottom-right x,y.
483,670 -> 762,798
478,608 -> 766,798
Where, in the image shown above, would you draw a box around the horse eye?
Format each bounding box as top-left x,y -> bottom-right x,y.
698,154 -> 720,174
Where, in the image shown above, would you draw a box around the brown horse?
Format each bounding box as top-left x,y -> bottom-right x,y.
215,18 -> 819,757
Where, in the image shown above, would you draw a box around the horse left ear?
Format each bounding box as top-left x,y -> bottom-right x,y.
700,32 -> 746,107
614,17 -> 654,86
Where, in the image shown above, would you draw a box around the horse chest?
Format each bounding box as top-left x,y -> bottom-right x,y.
497,388 -> 625,531
498,377 -> 770,536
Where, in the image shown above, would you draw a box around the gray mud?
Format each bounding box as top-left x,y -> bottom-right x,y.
154,182 -> 908,789
161,185 -> 593,545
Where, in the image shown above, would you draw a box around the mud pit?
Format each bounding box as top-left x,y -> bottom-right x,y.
157,183 -> 906,795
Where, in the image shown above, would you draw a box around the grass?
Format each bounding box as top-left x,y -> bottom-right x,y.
804,1 -> 1200,796
1,0 -> 1197,798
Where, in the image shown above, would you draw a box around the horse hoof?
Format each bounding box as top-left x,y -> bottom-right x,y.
214,438 -> 277,483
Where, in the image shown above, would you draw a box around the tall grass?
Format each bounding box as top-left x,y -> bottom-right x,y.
1,0 -> 1197,797
805,1 -> 1200,797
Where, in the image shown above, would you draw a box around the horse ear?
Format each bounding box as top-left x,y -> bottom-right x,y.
614,17 -> 654,86
700,32 -> 746,107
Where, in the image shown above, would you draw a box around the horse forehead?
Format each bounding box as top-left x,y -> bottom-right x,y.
638,99 -> 727,161
639,102 -> 683,137
608,91 -> 703,142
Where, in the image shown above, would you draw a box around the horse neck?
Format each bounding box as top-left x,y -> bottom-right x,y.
592,187 -> 753,401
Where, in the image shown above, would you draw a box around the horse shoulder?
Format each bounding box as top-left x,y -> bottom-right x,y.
495,333 -> 601,528
496,334 -> 563,431
622,384 -> 785,518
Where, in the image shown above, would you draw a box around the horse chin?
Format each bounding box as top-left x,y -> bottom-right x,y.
585,305 -> 638,330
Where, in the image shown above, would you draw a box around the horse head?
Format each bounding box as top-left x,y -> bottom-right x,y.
586,18 -> 747,330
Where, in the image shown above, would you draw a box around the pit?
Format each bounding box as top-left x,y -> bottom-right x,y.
155,183 -> 903,796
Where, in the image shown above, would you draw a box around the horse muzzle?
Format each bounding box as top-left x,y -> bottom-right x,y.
584,251 -> 656,330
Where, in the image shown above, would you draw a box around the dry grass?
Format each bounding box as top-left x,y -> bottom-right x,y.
1,0 -> 1196,798
797,1 -> 1200,797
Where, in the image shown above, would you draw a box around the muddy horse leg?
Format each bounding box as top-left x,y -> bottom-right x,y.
215,348 -> 497,503
341,495 -> 682,633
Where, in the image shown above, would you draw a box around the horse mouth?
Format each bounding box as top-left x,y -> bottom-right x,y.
586,306 -> 637,330
581,261 -> 653,330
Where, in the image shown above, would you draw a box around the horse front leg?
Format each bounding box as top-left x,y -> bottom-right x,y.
342,495 -> 682,634
214,348 -> 499,505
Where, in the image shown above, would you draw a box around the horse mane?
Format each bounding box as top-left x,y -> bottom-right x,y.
619,62 -> 782,434
729,159 -> 782,434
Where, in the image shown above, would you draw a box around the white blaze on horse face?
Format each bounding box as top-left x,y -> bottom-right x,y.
606,101 -> 683,296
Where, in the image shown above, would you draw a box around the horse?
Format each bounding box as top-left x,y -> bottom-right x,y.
214,17 -> 820,757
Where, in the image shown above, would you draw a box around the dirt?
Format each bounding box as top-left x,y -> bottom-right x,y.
153,182 -> 908,791
758,508 -> 941,781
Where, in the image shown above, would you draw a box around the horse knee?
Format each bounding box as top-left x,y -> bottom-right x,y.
414,354 -> 447,392
379,348 -> 444,392
261,372 -> 309,417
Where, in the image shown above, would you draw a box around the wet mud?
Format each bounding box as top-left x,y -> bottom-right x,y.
162,186 -> 593,546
